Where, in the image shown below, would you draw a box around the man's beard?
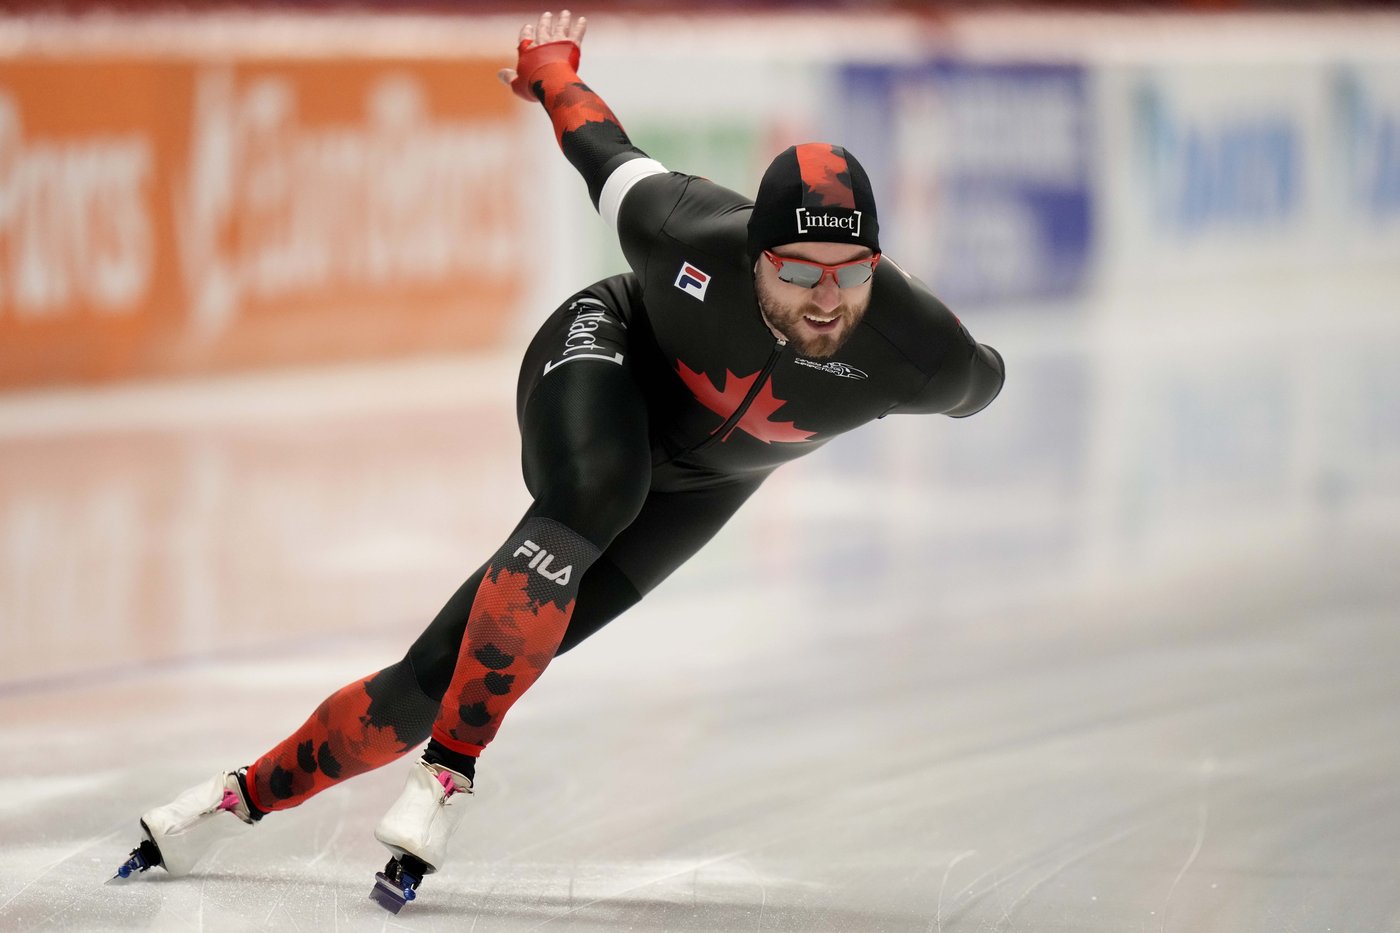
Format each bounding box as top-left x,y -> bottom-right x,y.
754,275 -> 870,359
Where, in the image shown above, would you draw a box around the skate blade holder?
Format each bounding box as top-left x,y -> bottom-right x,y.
107,839 -> 161,884
369,871 -> 418,913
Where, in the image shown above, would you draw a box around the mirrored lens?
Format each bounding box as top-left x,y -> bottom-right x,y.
768,252 -> 878,289
775,262 -> 825,288
833,263 -> 875,288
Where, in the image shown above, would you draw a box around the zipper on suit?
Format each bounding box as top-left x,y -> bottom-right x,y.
690,336 -> 787,453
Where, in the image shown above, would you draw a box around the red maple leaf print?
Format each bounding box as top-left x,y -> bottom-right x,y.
676,362 -> 817,444
795,143 -> 855,209
539,74 -> 625,145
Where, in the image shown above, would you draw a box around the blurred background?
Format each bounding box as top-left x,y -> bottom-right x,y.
1,1 -> 1395,687
2,3 -> 1399,930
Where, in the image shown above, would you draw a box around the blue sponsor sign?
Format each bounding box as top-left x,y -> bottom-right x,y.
1133,79 -> 1304,237
1333,68 -> 1400,223
837,59 -> 1092,307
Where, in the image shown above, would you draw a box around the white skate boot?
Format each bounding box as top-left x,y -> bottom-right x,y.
112,770 -> 258,880
369,757 -> 472,912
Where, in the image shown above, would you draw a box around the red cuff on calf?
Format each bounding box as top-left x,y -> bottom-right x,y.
429,729 -> 487,759
511,39 -> 582,101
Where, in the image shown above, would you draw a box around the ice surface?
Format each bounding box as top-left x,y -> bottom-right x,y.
2,278 -> 1399,931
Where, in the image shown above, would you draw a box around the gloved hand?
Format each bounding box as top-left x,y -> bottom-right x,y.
498,10 -> 588,102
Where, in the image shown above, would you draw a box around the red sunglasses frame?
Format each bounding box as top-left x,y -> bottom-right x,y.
763,250 -> 882,289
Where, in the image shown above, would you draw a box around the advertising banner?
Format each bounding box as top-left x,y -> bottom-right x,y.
1097,61 -> 1330,289
837,59 -> 1094,308
1328,60 -> 1400,262
0,55 -> 525,389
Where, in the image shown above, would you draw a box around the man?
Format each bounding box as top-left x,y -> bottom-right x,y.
115,10 -> 1004,910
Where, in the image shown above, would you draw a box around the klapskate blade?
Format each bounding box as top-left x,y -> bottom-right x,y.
369,872 -> 408,914
106,843 -> 156,885
104,865 -> 134,885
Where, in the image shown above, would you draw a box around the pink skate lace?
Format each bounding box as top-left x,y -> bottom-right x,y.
435,769 -> 465,799
218,789 -> 242,812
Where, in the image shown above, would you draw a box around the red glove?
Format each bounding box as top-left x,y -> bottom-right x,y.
509,39 -> 582,102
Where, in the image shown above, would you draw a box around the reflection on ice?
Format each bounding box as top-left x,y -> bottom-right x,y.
1,277 -> 1398,931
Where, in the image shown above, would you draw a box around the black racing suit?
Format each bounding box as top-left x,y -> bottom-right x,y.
408,54 -> 1004,697
238,49 -> 1007,811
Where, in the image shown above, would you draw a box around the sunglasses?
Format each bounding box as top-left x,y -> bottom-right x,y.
763,250 -> 882,289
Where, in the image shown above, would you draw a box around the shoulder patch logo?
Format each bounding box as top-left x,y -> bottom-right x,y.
673,262 -> 711,301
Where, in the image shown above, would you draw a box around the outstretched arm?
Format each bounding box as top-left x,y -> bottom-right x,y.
941,341 -> 1005,418
499,10 -> 666,222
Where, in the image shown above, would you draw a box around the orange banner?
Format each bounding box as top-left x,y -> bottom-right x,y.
0,54 -> 525,388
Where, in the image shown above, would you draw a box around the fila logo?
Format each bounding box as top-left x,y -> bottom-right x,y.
673,262 -> 711,301
796,207 -> 861,237
512,540 -> 573,585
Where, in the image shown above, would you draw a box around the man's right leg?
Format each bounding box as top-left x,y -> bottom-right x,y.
242,280 -> 650,802
128,280 -> 649,879
136,547 -> 650,879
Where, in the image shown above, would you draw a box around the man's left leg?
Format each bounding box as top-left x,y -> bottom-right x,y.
372,287 -> 653,895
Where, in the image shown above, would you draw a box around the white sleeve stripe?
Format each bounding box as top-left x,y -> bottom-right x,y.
599,158 -> 668,230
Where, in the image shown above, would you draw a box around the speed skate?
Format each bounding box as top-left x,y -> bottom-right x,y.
110,770 -> 258,881
368,757 -> 474,912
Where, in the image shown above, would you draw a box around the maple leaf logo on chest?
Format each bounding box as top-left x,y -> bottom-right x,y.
675,361 -> 817,444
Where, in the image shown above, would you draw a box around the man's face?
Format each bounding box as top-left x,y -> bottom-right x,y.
753,241 -> 875,359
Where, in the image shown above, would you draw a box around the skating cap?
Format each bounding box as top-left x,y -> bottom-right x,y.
747,143 -> 881,260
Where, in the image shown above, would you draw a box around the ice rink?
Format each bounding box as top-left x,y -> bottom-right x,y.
2,275 -> 1399,932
